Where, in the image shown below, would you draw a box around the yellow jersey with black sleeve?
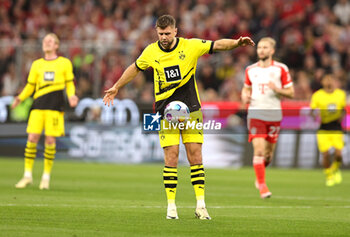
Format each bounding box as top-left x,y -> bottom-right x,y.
310,88 -> 346,131
18,56 -> 75,111
135,37 -> 214,114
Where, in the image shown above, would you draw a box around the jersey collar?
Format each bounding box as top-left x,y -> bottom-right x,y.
158,37 -> 180,53
258,59 -> 274,67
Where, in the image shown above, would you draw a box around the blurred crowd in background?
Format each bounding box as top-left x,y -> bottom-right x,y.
0,0 -> 350,103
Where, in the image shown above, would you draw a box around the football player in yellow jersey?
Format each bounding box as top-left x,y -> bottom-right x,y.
11,33 -> 79,190
310,74 -> 346,187
103,15 -> 254,220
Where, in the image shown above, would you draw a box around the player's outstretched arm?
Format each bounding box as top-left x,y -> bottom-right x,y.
213,36 -> 255,52
103,63 -> 140,107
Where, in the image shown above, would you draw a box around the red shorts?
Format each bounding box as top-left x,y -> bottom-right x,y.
248,118 -> 281,143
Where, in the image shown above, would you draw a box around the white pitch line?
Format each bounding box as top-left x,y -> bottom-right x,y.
1,204 -> 350,209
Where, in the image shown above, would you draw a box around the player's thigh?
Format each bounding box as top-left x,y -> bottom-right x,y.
252,137 -> 266,155
27,109 -> 44,134
44,110 -> 65,137
182,110 -> 203,144
247,118 -> 268,142
159,119 -> 180,148
316,131 -> 332,153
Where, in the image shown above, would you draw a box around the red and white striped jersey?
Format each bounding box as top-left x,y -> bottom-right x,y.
244,60 -> 293,121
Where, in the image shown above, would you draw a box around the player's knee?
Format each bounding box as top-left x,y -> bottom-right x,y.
45,136 -> 56,145
163,146 -> 179,166
322,151 -> 329,159
254,149 -> 264,157
28,133 -> 40,143
188,148 -> 201,159
186,147 -> 202,164
264,155 -> 272,167
335,150 -> 342,162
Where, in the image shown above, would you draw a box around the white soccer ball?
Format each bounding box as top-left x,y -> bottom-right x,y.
164,101 -> 190,123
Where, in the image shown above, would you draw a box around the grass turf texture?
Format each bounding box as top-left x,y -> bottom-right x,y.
0,158 -> 350,237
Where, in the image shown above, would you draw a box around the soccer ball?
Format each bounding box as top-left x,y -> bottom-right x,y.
164,101 -> 190,123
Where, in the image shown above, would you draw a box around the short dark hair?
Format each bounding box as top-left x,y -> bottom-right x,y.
156,15 -> 176,29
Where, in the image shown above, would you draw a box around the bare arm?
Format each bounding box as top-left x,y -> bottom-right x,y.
241,86 -> 252,104
268,82 -> 295,99
103,63 -> 140,106
213,36 -> 255,52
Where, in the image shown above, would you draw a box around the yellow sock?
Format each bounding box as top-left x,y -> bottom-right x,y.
191,164 -> 205,201
330,161 -> 341,172
163,166 -> 177,204
324,168 -> 333,177
24,141 -> 37,174
43,143 -> 56,175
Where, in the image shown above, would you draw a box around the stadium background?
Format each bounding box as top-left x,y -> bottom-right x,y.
0,0 -> 349,167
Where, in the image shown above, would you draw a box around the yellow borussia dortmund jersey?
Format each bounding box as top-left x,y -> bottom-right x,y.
20,56 -> 75,111
310,88 -> 346,130
135,37 -> 213,113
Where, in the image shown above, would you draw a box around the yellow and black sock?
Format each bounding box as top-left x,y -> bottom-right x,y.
24,141 -> 37,176
163,166 -> 177,204
43,143 -> 56,176
191,164 -> 205,201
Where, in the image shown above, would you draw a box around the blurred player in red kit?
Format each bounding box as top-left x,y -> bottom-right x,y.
241,37 -> 294,198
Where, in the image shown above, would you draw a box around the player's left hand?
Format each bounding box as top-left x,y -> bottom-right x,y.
11,96 -> 21,109
68,95 -> 79,108
103,87 -> 119,107
237,36 -> 255,47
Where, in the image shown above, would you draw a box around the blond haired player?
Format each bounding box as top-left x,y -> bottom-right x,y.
12,33 -> 78,190
103,15 -> 254,219
242,37 -> 294,198
310,74 -> 346,186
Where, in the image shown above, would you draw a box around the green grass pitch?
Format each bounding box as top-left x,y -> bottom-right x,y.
0,158 -> 350,237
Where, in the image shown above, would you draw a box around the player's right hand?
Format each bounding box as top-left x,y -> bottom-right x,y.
103,87 -> 119,107
241,92 -> 251,104
11,96 -> 21,109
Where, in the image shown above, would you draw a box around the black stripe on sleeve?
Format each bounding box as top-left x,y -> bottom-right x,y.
135,62 -> 144,71
209,41 -> 214,54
